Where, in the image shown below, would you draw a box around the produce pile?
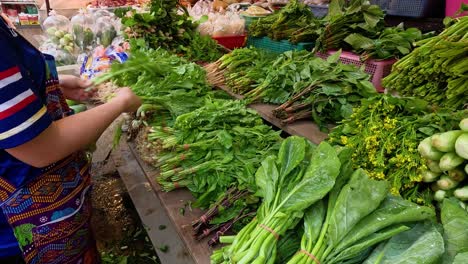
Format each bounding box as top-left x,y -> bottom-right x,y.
118,0 -> 222,62
207,48 -> 377,128
314,0 -> 385,52
211,137 -> 452,264
419,119 -> 468,203
90,2 -> 468,262
383,16 -> 468,110
328,96 -> 467,205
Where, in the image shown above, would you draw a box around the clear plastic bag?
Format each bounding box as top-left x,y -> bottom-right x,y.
71,9 -> 95,51
40,43 -> 77,66
94,16 -> 118,47
43,10 -> 70,32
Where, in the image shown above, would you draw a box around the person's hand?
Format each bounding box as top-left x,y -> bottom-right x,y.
59,75 -> 95,102
113,87 -> 142,113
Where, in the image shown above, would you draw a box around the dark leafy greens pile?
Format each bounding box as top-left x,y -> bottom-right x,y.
117,0 -> 222,62
315,0 -> 385,52
248,0 -> 322,44
344,24 -> 428,60
383,16 -> 468,110
208,49 -> 377,129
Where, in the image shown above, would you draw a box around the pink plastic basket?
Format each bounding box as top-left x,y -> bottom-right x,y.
446,0 -> 468,17
315,50 -> 396,93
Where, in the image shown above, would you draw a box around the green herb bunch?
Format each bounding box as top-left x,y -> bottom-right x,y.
117,0 -> 221,62
383,16 -> 468,110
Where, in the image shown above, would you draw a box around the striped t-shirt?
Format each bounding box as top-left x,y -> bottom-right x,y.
0,17 -> 52,258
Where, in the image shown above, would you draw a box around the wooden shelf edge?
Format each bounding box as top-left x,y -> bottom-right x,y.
216,85 -> 329,144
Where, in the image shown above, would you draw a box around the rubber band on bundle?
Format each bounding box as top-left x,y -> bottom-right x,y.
259,224 -> 279,240
298,249 -> 321,264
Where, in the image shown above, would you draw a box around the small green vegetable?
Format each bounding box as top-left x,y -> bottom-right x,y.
437,176 -> 459,190
439,152 -> 465,171
418,137 -> 444,160
455,133 -> 468,159
427,159 -> 443,173
460,118 -> 468,132
434,190 -> 448,202
159,245 -> 169,253
448,168 -> 466,182
422,170 -> 440,183
431,130 -> 463,152
454,186 -> 468,201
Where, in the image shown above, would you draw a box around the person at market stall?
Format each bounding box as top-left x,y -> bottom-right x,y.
0,14 -> 142,264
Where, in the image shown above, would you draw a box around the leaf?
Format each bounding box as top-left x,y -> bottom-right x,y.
363,222 -> 445,264
277,136 -> 307,178
281,142 -> 341,212
255,155 -> 279,209
303,200 -> 326,245
330,224 -> 411,263
334,195 -> 436,253
441,198 -> 468,263
328,169 -> 389,247
327,50 -> 342,64
454,252 -> 468,264
344,34 -> 375,50
217,130 -> 233,149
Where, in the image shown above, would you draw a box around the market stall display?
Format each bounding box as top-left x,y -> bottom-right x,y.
43,0 -> 468,263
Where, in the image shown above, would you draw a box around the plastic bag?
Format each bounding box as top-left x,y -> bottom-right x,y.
41,44 -> 77,66
94,16 -> 118,47
43,10 -> 70,31
80,45 -> 129,80
71,9 -> 95,51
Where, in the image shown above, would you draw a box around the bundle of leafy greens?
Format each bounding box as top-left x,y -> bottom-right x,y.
211,137 -> 341,264
287,166 -> 436,264
94,48 -> 213,119
328,96 -> 467,205
315,0 -> 385,52
117,0 -> 222,62
383,16 -> 468,110
248,0 -> 322,43
148,99 -> 282,207
243,50 -> 376,129
205,48 -> 275,95
140,99 -> 282,245
344,24 -> 428,60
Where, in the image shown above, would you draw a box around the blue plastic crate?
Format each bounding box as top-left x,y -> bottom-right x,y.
386,0 -> 443,18
308,4 -> 329,18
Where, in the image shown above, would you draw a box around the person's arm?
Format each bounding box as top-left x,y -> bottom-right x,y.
58,75 -> 95,101
6,88 -> 141,167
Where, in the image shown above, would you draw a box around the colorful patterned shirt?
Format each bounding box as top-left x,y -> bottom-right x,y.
0,17 -> 52,258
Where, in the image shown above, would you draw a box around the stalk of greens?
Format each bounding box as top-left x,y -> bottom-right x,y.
211,137 -> 341,264
383,16 -> 468,110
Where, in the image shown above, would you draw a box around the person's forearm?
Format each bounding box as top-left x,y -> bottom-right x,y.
6,99 -> 125,167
